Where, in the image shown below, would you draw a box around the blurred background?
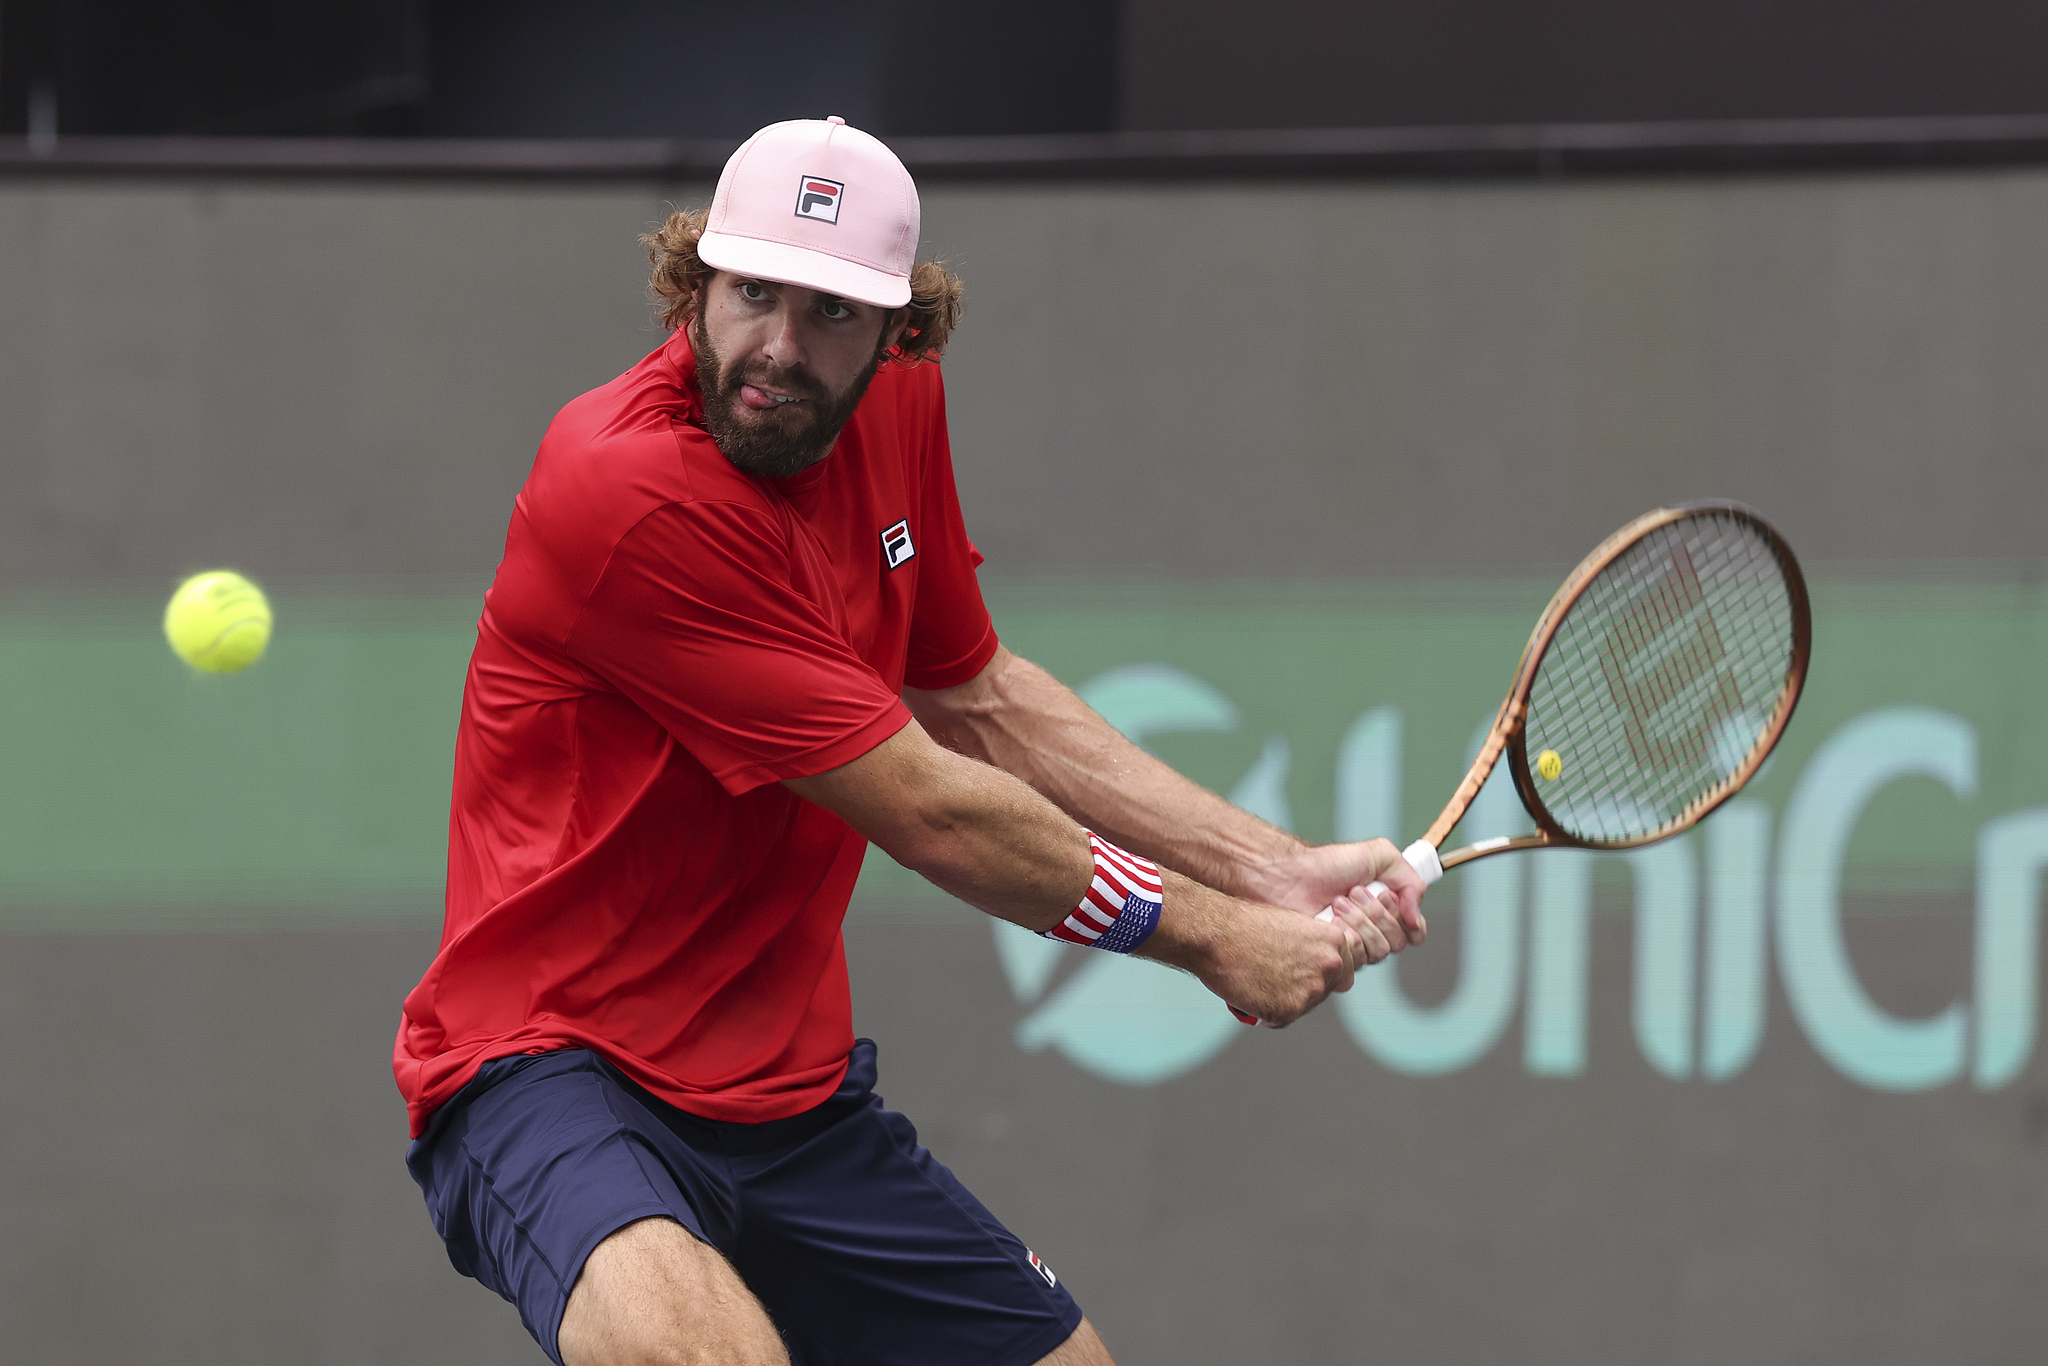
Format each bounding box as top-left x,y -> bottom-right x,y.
4,2 -> 2048,1362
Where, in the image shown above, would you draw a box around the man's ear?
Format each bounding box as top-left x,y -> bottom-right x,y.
879,306 -> 911,357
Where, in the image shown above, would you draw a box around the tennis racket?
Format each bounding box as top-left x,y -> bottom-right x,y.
1230,500 -> 1811,1026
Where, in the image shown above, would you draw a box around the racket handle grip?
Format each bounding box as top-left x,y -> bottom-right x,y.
1229,839 -> 1443,1028
1360,838 -> 1444,904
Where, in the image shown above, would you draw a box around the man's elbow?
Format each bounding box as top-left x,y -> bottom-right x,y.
873,792 -> 976,883
785,721 -> 1019,886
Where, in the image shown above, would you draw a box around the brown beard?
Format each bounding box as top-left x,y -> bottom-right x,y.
690,312 -> 884,479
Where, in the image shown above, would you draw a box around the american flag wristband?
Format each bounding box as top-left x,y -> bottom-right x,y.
1040,832 -> 1164,953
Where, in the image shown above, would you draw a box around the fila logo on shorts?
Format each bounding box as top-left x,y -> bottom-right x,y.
795,175 -> 844,223
881,518 -> 915,570
1027,1249 -> 1057,1288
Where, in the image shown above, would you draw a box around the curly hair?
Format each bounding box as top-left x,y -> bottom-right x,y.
643,208 -> 963,361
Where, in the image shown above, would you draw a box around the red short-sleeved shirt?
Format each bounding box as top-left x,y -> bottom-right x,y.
393,329 -> 998,1136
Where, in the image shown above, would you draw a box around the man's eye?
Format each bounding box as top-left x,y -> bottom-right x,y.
819,300 -> 853,320
738,281 -> 767,301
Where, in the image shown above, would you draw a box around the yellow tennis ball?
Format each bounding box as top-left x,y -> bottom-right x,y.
164,571 -> 272,674
1536,748 -> 1563,781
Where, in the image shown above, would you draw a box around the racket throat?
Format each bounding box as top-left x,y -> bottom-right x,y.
1423,703 -> 1524,850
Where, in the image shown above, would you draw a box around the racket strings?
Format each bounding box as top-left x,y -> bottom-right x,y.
1524,511 -> 1798,843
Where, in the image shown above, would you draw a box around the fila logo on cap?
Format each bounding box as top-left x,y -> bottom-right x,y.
795,175 -> 844,223
880,519 -> 915,570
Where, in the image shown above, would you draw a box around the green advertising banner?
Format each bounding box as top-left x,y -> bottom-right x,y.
3,574 -> 2044,1094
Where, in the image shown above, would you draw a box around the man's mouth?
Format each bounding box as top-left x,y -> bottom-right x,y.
738,382 -> 806,412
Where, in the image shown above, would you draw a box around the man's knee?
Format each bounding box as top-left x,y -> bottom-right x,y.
557,1217 -> 789,1366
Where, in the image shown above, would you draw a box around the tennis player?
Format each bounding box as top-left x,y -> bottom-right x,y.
395,116 -> 1428,1366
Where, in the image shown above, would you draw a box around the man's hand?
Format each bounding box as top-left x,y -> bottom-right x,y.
1242,838 -> 1429,962
1141,871 -> 1391,1027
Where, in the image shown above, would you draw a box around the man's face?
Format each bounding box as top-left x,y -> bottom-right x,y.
690,273 -> 905,479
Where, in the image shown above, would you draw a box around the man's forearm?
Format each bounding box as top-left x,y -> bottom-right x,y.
904,648 -> 1306,902
784,719 -> 1094,931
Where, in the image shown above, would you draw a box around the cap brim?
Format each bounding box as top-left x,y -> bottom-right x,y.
698,231 -> 911,308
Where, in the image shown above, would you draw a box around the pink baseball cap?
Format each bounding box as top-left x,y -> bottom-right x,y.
697,116 -> 920,309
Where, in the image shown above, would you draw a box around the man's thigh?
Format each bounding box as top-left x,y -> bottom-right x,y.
559,1221 -> 1112,1366
1038,1317 -> 1116,1366
558,1217 -> 788,1366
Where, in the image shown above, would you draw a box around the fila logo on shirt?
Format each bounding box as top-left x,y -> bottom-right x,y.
795,175 -> 844,224
880,518 -> 915,570
1026,1249 -> 1057,1288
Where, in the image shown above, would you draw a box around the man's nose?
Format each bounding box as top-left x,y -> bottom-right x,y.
761,307 -> 806,369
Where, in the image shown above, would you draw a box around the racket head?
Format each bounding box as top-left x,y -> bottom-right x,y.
1500,501 -> 1809,851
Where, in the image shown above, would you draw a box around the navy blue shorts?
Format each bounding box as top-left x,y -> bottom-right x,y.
406,1041 -> 1082,1365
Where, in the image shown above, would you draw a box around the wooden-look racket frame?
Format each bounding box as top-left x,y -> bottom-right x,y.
1424,499 -> 1812,873
1231,501 -> 1809,1026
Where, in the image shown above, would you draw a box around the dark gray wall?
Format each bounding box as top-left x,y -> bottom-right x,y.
0,929 -> 532,1362
1120,0 -> 2048,129
19,0 -> 2048,140
6,169 -> 2048,589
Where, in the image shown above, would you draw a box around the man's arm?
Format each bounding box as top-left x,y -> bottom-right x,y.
903,646 -> 1427,945
783,719 -> 1401,1026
